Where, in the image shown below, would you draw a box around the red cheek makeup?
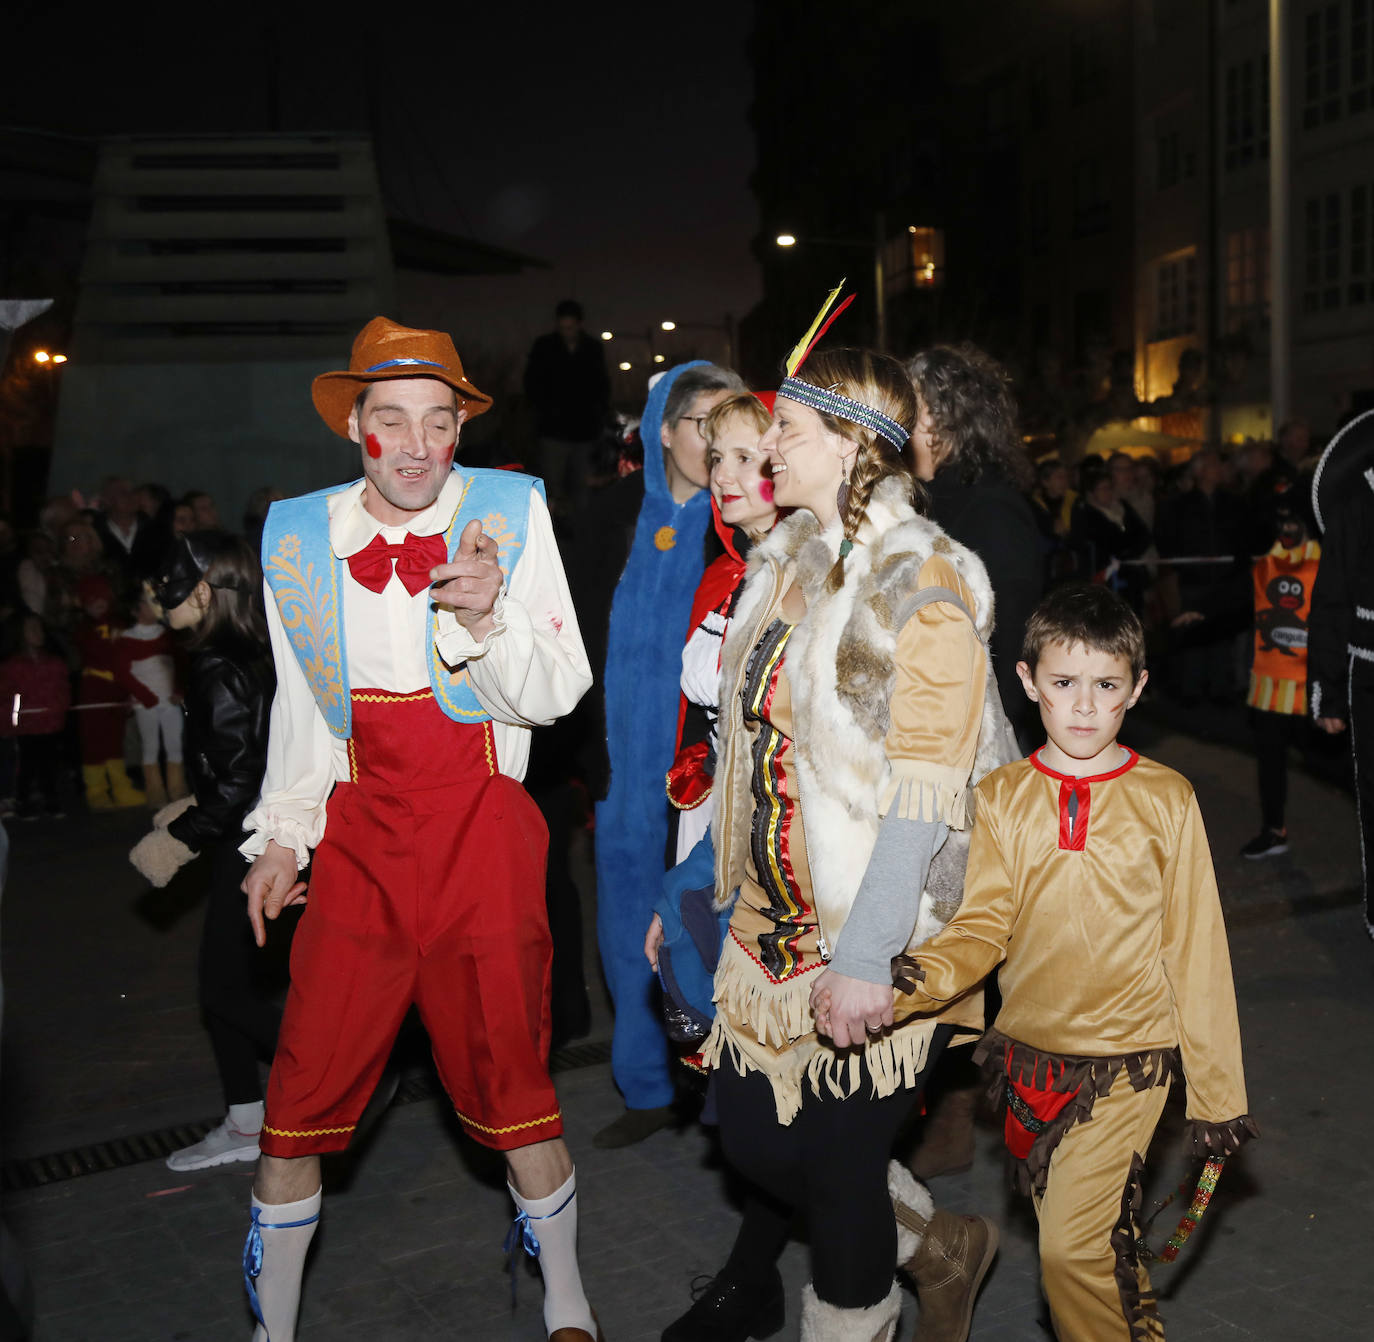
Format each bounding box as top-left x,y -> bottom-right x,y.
365,433 -> 383,460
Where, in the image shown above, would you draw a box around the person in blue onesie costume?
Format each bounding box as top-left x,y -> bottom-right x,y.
594,359 -> 745,1147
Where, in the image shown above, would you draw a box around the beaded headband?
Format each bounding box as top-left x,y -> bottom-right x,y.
778,280 -> 910,449
776,376 -> 909,449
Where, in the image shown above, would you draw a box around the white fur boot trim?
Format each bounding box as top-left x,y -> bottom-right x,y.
888,1159 -> 936,1265
800,1279 -> 903,1342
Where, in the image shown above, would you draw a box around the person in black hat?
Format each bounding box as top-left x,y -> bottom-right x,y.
129,531 -> 282,1168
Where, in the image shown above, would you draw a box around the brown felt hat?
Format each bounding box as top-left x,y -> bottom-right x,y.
311,316 -> 493,440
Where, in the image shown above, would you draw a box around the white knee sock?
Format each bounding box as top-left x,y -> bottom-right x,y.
509,1170 -> 595,1337
246,1187 -> 321,1342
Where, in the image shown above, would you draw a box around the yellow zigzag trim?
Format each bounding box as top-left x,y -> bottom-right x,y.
453,1108 -> 560,1137
263,1122 -> 356,1138
351,689 -> 434,704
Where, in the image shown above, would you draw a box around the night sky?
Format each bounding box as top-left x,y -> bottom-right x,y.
4,3 -> 761,386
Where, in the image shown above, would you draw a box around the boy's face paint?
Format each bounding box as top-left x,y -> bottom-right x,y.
1016,641 -> 1147,776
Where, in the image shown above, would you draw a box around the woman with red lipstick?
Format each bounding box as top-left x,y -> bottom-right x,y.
666,392 -> 779,861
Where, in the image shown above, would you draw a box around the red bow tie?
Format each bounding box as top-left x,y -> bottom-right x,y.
346,531 -> 448,597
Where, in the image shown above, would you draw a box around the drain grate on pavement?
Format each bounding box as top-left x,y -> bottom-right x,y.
2,1037 -> 613,1193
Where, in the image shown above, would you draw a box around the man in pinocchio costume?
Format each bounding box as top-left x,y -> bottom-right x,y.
237,318 -> 599,1341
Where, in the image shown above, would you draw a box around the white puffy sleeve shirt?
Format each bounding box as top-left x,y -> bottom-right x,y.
240,472 -> 592,868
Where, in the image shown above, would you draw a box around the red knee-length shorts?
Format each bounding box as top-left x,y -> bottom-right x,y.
260,688 -> 561,1156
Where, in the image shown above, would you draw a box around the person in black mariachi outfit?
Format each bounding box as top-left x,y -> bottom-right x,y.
1307,409 -> 1374,938
129,531 -> 283,1167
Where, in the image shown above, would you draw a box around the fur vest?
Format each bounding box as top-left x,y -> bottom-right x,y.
713,475 -> 1019,959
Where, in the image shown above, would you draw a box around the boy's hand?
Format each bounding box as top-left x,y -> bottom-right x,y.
1316,716 -> 1347,734
1171,610 -> 1205,628
809,969 -> 893,1049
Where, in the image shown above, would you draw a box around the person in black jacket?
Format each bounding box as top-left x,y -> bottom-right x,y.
907,343 -> 1044,750
523,299 -> 611,514
1308,416 -> 1374,938
129,531 -> 282,1169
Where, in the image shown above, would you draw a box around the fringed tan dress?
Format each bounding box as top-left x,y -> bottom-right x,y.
703,554 -> 986,1124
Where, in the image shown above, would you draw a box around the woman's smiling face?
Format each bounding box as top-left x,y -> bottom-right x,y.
758,396 -> 851,521
709,410 -> 778,534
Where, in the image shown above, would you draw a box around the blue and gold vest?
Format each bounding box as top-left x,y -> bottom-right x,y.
261,468 -> 542,738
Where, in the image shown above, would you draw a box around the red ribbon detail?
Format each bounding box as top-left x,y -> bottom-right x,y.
346,531 -> 447,596
1057,778 -> 1092,851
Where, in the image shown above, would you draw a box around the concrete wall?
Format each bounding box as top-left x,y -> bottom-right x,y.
49,360 -> 357,529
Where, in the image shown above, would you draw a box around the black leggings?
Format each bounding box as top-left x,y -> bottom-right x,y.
714,1024 -> 952,1309
198,841 -> 286,1107
1253,708 -> 1307,831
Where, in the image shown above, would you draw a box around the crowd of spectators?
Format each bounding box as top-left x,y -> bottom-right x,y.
0,478 -> 281,818
1027,417 -> 1324,705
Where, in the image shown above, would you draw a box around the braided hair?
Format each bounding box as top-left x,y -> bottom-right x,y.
785,348 -> 921,591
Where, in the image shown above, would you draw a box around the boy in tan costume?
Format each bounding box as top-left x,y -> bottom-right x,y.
889,584 -> 1256,1340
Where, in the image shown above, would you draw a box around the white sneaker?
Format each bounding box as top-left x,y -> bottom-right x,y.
165,1117 -> 261,1171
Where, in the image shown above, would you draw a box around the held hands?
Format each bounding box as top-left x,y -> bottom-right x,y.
242,839 -> 308,948
430,519 -> 501,638
644,913 -> 665,971
809,968 -> 895,1050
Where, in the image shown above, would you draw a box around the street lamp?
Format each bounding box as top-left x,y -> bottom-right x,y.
618,361 -> 632,372
600,331 -> 613,341
774,214 -> 894,352
33,350 -> 50,363
660,321 -> 676,332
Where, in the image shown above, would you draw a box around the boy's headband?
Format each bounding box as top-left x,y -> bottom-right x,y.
779,281 -> 909,450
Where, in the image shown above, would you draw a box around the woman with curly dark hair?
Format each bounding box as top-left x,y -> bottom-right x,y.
906,344 -> 1043,748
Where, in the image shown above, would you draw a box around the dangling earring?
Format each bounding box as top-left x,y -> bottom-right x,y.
837,456 -> 855,559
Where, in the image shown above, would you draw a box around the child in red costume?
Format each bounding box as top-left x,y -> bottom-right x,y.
119,589 -> 186,806
73,574 -> 153,808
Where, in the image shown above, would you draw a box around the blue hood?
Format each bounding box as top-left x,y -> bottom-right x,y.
639,360 -> 709,504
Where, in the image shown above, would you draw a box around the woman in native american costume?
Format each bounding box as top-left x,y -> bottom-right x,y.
661,297 -> 1016,1342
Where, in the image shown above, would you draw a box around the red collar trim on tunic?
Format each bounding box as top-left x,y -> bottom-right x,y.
1030,746 -> 1139,784
1031,747 -> 1137,850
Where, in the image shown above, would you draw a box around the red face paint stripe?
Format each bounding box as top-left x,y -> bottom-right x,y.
364,433 -> 382,460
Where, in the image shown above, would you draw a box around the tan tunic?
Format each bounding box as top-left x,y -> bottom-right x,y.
903,749 -> 1249,1125
705,555 -> 987,1123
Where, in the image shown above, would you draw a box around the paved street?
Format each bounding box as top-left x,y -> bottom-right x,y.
2,708 -> 1371,1340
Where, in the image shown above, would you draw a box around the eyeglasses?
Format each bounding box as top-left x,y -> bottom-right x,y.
678,414 -> 711,436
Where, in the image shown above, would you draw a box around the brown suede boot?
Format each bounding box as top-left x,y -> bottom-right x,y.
903,1081 -> 977,1180
888,1161 -> 997,1342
